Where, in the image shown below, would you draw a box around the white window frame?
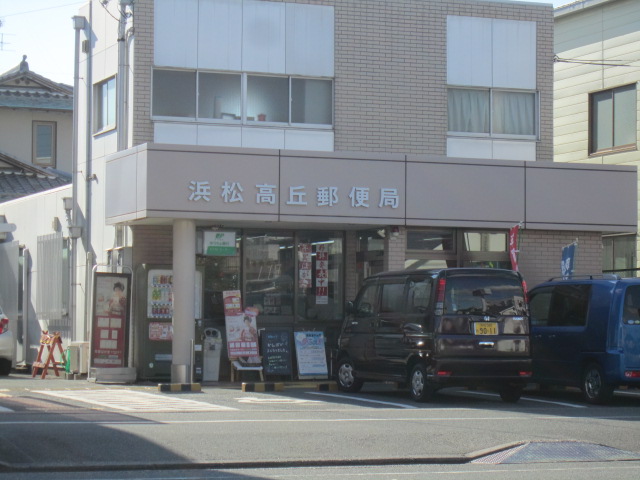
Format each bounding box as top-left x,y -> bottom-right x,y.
151,68 -> 333,129
447,87 -> 539,140
32,121 -> 56,166
95,76 -> 117,133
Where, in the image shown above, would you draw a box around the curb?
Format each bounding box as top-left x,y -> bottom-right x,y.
316,382 -> 338,392
242,382 -> 284,392
157,383 -> 202,393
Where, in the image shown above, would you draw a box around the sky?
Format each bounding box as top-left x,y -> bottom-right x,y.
0,0 -> 569,86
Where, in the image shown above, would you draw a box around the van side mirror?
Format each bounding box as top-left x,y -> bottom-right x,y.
345,301 -> 355,314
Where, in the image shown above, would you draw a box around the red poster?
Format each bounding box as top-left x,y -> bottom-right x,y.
91,273 -> 131,368
316,245 -> 329,305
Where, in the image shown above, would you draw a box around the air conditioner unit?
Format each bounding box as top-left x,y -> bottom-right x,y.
68,342 -> 90,374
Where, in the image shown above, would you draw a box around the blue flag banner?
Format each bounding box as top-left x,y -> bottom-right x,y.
561,242 -> 577,279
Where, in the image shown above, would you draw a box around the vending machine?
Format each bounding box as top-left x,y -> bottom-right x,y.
134,264 -> 203,380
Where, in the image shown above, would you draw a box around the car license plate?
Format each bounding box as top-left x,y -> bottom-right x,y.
474,322 -> 498,335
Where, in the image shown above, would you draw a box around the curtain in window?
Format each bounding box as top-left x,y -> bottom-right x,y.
492,91 -> 535,135
448,89 -> 489,133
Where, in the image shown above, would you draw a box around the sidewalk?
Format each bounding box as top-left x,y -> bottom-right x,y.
0,368 -> 337,394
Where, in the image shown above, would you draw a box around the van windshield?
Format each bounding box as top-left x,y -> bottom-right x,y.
444,275 -> 526,316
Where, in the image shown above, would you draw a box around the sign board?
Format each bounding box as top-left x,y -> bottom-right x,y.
294,331 -> 328,379
204,231 -> 237,256
91,273 -> 131,368
261,329 -> 293,376
223,290 -> 260,358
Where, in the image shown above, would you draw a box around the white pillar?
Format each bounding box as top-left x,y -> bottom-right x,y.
171,219 -> 196,383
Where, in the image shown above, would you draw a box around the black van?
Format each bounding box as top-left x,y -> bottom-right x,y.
529,275 -> 640,404
335,268 -> 531,402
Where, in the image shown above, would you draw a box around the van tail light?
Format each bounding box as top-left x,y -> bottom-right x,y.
0,318 -> 8,334
435,278 -> 446,314
522,280 -> 529,305
624,371 -> 640,378
519,371 -> 532,377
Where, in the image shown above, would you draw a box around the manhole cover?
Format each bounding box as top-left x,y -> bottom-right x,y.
473,441 -> 640,464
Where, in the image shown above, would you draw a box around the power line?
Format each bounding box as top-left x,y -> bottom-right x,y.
554,56 -> 640,68
0,2 -> 85,19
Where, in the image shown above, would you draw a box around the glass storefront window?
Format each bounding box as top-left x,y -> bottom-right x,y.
356,229 -> 386,287
406,229 -> 457,269
603,234 -> 637,277
244,232 -> 295,317
198,232 -> 241,319
463,231 -> 507,252
406,228 -> 510,270
297,231 -> 344,322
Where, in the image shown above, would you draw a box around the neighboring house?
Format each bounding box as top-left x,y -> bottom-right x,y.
0,152 -> 71,203
0,0 -> 636,381
554,0 -> 640,276
0,56 -> 73,174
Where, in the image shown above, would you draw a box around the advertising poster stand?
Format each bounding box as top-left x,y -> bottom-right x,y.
90,272 -> 134,382
294,331 -> 328,380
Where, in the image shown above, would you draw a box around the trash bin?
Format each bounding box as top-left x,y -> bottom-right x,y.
202,328 -> 222,382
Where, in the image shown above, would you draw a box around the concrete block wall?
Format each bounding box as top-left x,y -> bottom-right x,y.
518,229 -> 603,288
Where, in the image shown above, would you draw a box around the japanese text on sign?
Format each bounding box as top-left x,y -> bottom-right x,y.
188,181 -> 400,209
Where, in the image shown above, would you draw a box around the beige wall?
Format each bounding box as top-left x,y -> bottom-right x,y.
0,108 -> 73,172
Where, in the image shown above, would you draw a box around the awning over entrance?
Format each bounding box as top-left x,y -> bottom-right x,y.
105,144 -> 637,233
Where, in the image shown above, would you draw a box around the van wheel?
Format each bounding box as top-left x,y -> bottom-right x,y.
0,359 -> 10,376
336,357 -> 363,393
582,363 -> 614,405
499,386 -> 522,403
409,364 -> 436,402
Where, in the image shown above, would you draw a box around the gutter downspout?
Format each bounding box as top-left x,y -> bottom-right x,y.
117,0 -> 132,151
72,15 -> 86,342
83,2 -> 94,343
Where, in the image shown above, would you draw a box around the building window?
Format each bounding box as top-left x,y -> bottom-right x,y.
247,75 -> 289,123
198,72 -> 241,120
291,78 -> 333,125
95,77 -> 116,132
590,84 -> 637,155
448,88 -> 536,137
32,121 -> 56,166
603,234 -> 637,277
152,69 -> 333,126
152,70 -> 196,118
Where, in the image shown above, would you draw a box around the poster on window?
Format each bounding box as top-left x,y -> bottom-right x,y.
315,244 -> 329,305
298,243 -> 312,289
91,273 -> 131,368
223,290 -> 260,358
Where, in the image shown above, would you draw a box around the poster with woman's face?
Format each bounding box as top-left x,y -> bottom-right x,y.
92,273 -> 131,368
95,275 -> 129,317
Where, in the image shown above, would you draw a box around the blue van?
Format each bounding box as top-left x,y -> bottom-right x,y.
528,275 -> 640,404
